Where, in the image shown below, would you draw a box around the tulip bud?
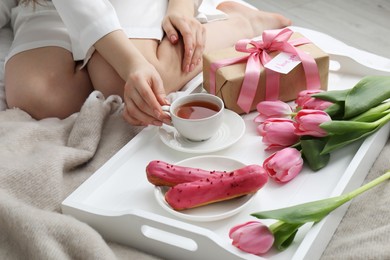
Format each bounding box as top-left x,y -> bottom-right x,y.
294,109 -> 331,137
257,118 -> 299,150
229,221 -> 274,255
254,101 -> 293,123
295,90 -> 333,110
263,147 -> 303,183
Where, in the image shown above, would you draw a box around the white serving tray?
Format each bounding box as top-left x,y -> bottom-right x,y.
62,27 -> 390,260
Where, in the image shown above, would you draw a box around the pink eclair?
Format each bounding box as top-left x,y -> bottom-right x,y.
146,160 -> 231,186
164,165 -> 268,210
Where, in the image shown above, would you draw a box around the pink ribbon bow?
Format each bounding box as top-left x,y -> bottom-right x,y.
209,28 -> 321,113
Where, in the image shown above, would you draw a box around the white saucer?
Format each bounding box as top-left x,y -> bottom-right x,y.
158,109 -> 245,153
154,155 -> 256,222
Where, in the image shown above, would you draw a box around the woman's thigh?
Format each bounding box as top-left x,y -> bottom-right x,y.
88,2 -> 292,97
87,37 -> 200,97
5,47 -> 93,119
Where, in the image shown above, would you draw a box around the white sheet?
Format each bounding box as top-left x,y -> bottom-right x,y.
0,25 -> 12,111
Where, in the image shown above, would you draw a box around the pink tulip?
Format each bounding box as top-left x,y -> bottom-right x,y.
263,147 -> 303,183
294,109 -> 331,137
254,100 -> 293,123
295,90 -> 332,110
257,118 -> 299,150
229,221 -> 274,255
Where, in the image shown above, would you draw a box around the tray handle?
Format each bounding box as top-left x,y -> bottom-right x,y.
290,26 -> 390,76
328,53 -> 390,76
63,206 -> 261,260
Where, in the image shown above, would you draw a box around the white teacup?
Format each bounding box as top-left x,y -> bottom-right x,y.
162,93 -> 224,141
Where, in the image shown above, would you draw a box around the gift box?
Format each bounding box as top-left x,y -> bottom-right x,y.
203,28 -> 329,114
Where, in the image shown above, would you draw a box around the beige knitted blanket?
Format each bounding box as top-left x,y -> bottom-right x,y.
0,90 -> 390,260
0,92 -> 161,260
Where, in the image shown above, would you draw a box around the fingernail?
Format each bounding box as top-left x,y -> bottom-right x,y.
170,35 -> 177,43
185,64 -> 190,73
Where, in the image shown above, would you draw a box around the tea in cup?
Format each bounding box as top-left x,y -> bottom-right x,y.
162,93 -> 224,141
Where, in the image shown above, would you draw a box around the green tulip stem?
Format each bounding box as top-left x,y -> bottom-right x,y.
345,170 -> 390,201
263,170 -> 390,253
254,170 -> 390,226
325,170 -> 390,219
269,220 -> 284,232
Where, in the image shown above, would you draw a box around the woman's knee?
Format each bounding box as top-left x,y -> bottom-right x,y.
6,76 -> 89,119
5,62 -> 92,119
5,47 -> 93,119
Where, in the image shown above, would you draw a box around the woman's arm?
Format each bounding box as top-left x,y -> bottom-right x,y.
163,0 -> 206,73
51,0 -> 123,59
94,30 -> 169,126
51,0 -> 169,126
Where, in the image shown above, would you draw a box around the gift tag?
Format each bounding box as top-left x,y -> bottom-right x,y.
265,52 -> 301,74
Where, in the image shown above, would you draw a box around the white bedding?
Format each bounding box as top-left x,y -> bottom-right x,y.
0,26 -> 12,111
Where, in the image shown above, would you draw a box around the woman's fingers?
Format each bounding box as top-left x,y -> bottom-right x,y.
162,15 -> 205,73
123,71 -> 170,126
162,17 -> 180,44
192,25 -> 205,68
180,19 -> 205,72
123,87 -> 158,126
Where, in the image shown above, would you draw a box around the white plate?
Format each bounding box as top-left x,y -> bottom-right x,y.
154,155 -> 257,222
158,109 -> 245,153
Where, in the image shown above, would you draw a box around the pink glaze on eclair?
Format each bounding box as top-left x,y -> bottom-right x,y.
146,160 -> 231,186
164,165 -> 268,210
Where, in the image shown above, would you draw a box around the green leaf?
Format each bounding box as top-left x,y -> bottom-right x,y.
270,222 -> 302,251
324,102 -> 345,119
251,195 -> 349,224
352,110 -> 390,123
321,128 -> 376,154
351,102 -> 390,122
312,89 -> 350,103
320,120 -> 376,135
300,137 -> 330,171
252,172 -> 390,224
253,171 -> 390,252
344,76 -> 390,119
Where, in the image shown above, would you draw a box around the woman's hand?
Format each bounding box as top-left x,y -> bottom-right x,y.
122,61 -> 171,126
162,0 -> 206,73
94,30 -> 170,126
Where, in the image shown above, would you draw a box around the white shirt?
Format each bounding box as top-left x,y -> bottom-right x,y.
6,0 -> 226,63
51,0 -> 122,62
